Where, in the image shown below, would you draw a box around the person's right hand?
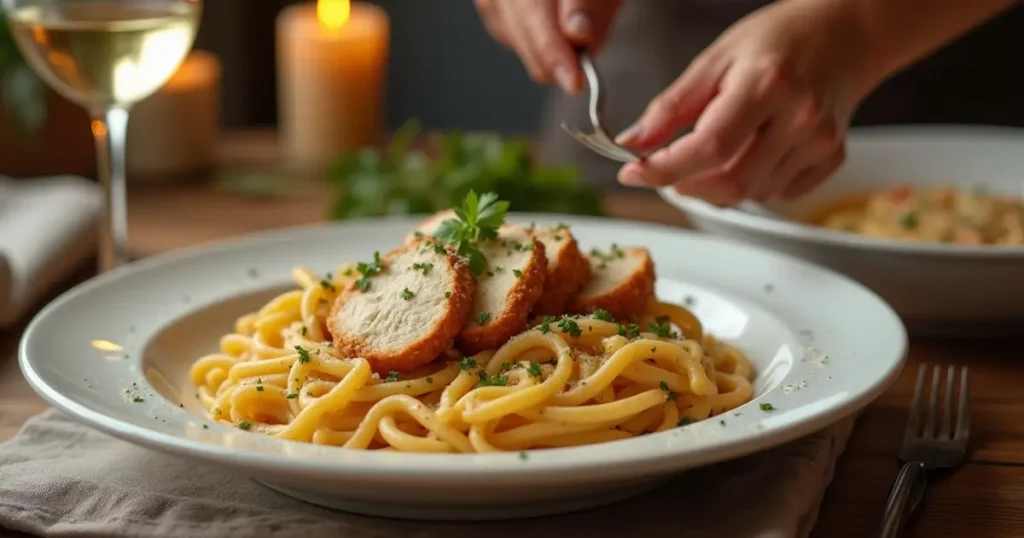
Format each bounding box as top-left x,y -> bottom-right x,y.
474,0 -> 624,94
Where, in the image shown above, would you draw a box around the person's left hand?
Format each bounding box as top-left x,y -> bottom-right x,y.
614,0 -> 877,206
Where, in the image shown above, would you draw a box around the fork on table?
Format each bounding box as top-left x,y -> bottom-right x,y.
879,364 -> 971,537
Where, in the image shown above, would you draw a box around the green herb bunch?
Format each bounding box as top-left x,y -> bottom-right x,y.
328,120 -> 604,220
0,13 -> 47,137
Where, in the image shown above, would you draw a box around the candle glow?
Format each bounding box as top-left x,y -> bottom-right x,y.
317,0 -> 351,30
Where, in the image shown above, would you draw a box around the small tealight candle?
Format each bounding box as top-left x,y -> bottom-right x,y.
277,0 -> 390,171
127,51 -> 221,180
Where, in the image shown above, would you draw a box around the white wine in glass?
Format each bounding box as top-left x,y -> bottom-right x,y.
3,0 -> 202,271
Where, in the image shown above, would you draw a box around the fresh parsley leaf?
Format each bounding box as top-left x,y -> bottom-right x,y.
458,357 -> 477,370
295,345 -> 311,364
401,288 -> 415,300
618,323 -> 641,339
237,422 -> 253,431
648,321 -> 679,339
527,361 -> 543,378
760,403 -> 775,412
476,312 -> 492,326
477,373 -> 509,387
540,315 -> 555,333
384,371 -> 400,383
320,279 -> 336,292
591,309 -> 613,322
512,269 -> 522,279
557,317 -> 582,338
411,262 -> 433,275
286,393 -> 299,399
355,252 -> 383,292
678,417 -> 696,427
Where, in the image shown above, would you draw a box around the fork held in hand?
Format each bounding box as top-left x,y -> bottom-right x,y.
560,50 -> 641,164
879,364 -> 970,538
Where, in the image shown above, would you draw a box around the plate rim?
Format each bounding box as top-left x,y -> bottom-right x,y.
19,216 -> 909,483
660,125 -> 1024,259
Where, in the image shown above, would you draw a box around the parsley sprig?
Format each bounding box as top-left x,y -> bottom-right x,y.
356,252 -> 384,292
434,191 -> 509,276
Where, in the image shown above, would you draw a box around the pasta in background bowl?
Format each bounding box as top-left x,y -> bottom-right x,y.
662,125 -> 1024,334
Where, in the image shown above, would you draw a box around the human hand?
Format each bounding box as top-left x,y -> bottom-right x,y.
615,0 -> 874,205
474,0 -> 624,94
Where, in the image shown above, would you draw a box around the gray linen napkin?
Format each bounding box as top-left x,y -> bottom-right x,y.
0,410 -> 855,538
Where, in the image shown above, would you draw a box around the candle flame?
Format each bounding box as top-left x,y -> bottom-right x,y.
317,0 -> 351,30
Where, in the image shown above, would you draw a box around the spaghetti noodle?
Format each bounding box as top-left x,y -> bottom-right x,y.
189,265 -> 755,453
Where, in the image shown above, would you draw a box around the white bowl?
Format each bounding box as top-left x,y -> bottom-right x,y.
661,125 -> 1024,335
20,216 -> 907,520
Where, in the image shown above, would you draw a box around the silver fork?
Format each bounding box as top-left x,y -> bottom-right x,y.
560,51 -> 641,164
879,364 -> 971,537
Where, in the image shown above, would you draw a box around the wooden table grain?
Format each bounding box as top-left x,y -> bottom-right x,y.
2,131 -> 1023,538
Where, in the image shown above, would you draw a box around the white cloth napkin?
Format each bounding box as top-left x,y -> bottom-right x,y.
0,410 -> 856,538
0,176 -> 102,327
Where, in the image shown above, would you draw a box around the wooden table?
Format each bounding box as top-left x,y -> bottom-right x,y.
2,131 -> 1023,538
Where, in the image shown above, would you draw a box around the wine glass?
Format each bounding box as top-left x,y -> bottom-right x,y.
2,0 -> 202,272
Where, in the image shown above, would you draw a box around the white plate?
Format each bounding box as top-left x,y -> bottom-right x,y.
661,125 -> 1024,335
20,216 -> 907,520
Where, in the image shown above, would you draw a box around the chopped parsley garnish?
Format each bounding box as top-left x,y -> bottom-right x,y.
413,231 -> 425,239
677,417 -> 696,427
760,403 -> 775,412
659,381 -> 670,392
720,420 -> 726,426
540,315 -> 555,333
458,357 -> 477,370
554,223 -> 570,231
384,371 -> 400,383
900,211 -> 919,229
300,325 -> 308,336
237,422 -> 253,431
500,362 -> 518,373
319,279 -> 336,292
411,262 -> 433,275
132,396 -> 144,403
512,269 -> 522,279
684,295 -> 696,306
519,451 -> 529,461
527,361 -> 543,378
256,384 -> 264,393
591,309 -> 613,322
444,291 -> 452,298
202,424 -> 209,429
618,323 -> 641,339
401,288 -> 415,301
477,373 -> 509,387
433,191 -> 509,276
295,345 -> 311,364
648,321 -> 679,339
426,376 -> 434,384
610,243 -> 624,258
557,317 -> 582,338
355,251 -> 384,292
476,311 -> 492,326
343,268 -> 353,277
286,393 -> 299,399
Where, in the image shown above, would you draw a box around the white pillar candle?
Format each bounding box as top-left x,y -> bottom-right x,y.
277,0 -> 390,171
127,51 -> 221,180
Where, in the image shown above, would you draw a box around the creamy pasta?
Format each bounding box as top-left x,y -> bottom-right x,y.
188,265 -> 755,453
816,185 -> 1024,245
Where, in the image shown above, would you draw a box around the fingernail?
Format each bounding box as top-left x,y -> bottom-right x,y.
618,166 -> 646,186
615,123 -> 642,146
554,66 -> 577,95
566,11 -> 591,40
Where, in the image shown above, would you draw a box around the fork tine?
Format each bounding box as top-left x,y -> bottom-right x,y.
924,365 -> 940,438
905,363 -> 927,439
940,364 -> 955,438
955,367 -> 971,441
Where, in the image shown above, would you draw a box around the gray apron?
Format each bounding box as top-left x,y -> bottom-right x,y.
538,0 -> 1024,190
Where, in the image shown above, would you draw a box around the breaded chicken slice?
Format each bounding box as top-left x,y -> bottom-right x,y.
529,225 -> 591,315
410,211 -> 589,317
328,240 -> 475,373
458,225 -> 547,353
569,245 -> 655,321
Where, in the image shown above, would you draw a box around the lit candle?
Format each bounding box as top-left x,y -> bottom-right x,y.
127,51 -> 221,180
277,0 -> 390,170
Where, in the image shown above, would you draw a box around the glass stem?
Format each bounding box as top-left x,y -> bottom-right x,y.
90,107 -> 131,273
